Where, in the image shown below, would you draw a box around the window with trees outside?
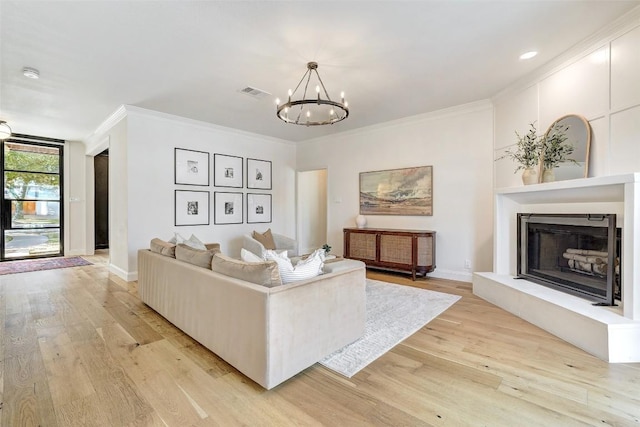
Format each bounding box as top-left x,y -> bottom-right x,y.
1,139 -> 63,260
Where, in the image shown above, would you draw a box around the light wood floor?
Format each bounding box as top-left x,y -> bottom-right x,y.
1,252 -> 639,426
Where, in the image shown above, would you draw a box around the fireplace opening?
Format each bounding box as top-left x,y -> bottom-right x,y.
517,213 -> 621,306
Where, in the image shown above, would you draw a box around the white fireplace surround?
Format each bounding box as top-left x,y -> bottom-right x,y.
473,173 -> 640,363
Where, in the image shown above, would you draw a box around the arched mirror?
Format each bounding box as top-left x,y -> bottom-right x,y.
539,114 -> 591,182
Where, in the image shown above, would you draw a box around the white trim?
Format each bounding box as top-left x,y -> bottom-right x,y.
300,99 -> 493,145
84,105 -> 127,146
428,268 -> 472,283
123,105 -> 295,146
109,263 -> 137,282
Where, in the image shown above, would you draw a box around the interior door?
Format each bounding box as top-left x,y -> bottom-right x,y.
1,139 -> 64,260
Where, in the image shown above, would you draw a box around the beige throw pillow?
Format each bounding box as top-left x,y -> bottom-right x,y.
211,253 -> 282,288
150,238 -> 176,257
175,244 -> 220,269
252,228 -> 276,250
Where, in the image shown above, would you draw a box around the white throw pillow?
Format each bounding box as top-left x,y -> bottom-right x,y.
265,249 -> 323,284
241,248 -> 266,263
184,234 -> 207,250
168,232 -> 187,244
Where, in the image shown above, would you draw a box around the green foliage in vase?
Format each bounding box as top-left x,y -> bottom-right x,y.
540,122 -> 578,170
322,243 -> 331,254
497,122 -> 542,173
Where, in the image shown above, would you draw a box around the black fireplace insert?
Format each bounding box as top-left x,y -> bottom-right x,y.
517,213 -> 621,306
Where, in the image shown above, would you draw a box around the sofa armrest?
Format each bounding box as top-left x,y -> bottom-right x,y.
273,233 -> 298,256
243,234 -> 266,257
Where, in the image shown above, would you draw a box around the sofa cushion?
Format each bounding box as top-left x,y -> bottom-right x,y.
169,233 -> 207,250
150,238 -> 176,257
252,229 -> 276,250
264,249 -> 324,284
211,253 -> 282,287
175,244 -> 220,269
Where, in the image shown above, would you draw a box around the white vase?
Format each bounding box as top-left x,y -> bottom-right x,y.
542,168 -> 555,183
521,167 -> 538,185
355,215 -> 367,228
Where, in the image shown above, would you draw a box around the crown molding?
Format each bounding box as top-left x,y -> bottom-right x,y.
84,105 -> 127,146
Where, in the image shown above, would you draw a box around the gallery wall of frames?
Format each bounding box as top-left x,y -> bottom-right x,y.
173,148 -> 272,226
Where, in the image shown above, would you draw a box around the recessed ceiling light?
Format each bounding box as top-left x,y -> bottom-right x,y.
519,51 -> 538,60
22,67 -> 40,79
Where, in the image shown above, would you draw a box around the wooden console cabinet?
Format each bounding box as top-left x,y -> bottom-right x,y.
343,228 -> 436,280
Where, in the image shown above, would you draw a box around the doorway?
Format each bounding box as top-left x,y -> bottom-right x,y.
1,138 -> 64,260
296,169 -> 328,254
94,149 -> 109,249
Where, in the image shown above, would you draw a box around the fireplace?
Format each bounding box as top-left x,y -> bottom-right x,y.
517,213 -> 621,306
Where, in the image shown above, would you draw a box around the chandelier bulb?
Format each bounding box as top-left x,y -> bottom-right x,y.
330,109 -> 335,116
288,89 -> 292,96
275,98 -> 280,105
315,85 -> 320,93
345,101 -> 349,108
306,110 -> 311,118
340,91 -> 345,99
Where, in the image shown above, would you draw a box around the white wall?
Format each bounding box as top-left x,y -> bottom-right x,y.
297,101 -> 494,282
494,17 -> 640,187
86,107 -> 296,280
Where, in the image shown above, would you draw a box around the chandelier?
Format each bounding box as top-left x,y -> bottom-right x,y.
0,121 -> 12,140
276,62 -> 349,126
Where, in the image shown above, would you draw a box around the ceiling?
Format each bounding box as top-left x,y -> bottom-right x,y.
1,1 -> 639,143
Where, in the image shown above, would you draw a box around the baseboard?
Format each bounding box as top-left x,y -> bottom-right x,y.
109,264 -> 138,282
428,268 -> 473,283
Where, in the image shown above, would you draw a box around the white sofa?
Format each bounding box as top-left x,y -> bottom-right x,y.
243,232 -> 298,257
138,249 -> 366,389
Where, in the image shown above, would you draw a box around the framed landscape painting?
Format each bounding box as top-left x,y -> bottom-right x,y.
247,193 -> 272,224
175,190 -> 210,226
247,158 -> 272,190
359,165 -> 433,216
175,148 -> 209,186
214,153 -> 243,188
214,191 -> 243,224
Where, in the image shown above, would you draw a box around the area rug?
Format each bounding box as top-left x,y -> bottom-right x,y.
320,279 -> 461,378
0,256 -> 92,275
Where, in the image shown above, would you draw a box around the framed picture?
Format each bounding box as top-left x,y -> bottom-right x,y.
175,190 -> 210,226
214,154 -> 243,188
360,165 -> 433,216
175,148 -> 209,186
247,193 -> 272,224
214,191 -> 243,224
247,158 -> 272,190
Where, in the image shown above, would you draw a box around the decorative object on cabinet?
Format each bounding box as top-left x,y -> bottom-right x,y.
359,166 -> 433,216
214,191 -> 243,224
496,122 -> 542,185
538,114 -> 590,183
247,158 -> 272,190
247,193 -> 272,224
214,153 -> 243,188
175,190 -> 210,226
355,214 -> 367,228
344,228 -> 436,280
175,148 -> 209,186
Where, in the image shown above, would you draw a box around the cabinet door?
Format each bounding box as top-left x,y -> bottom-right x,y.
348,232 -> 376,260
379,234 -> 413,265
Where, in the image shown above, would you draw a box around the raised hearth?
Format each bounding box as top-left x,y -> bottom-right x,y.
473,174 -> 640,363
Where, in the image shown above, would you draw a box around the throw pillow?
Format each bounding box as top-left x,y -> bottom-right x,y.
175,244 -> 220,269
184,234 -> 207,250
264,249 -> 323,284
150,238 -> 176,257
241,248 -> 265,262
211,253 -> 282,288
168,232 -> 187,244
252,228 -> 276,250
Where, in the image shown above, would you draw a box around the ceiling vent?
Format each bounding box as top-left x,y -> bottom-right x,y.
239,86 -> 271,99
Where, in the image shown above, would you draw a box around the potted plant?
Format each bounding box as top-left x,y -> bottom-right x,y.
539,121 -> 577,182
497,122 -> 542,185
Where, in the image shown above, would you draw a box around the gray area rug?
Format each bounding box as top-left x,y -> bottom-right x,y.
320,279 -> 461,378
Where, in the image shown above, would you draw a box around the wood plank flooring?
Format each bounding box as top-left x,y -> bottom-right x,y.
2,252 -> 639,426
